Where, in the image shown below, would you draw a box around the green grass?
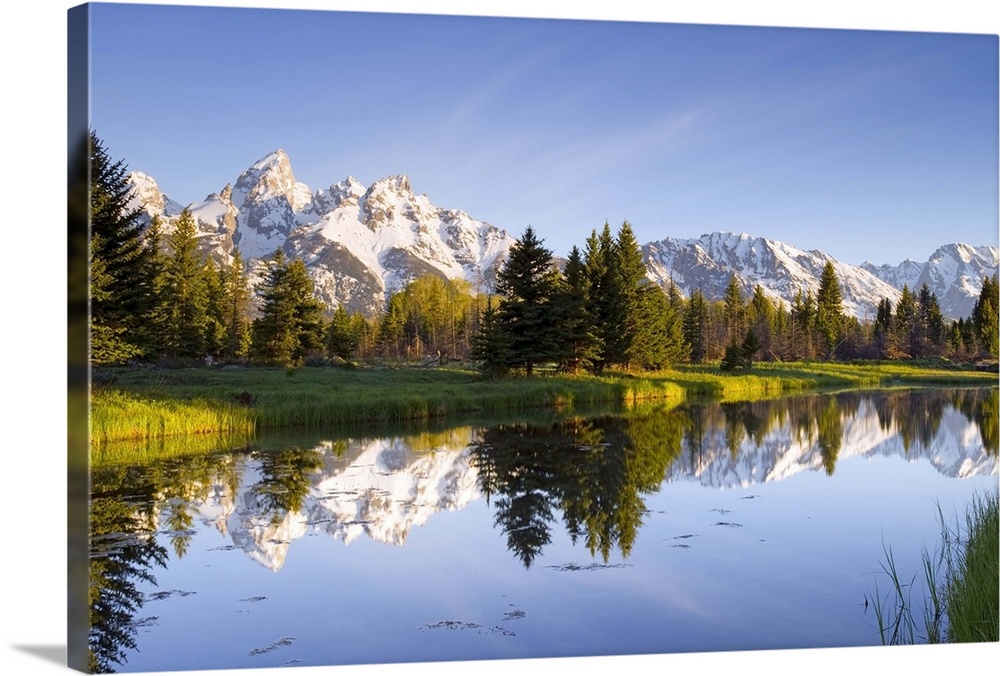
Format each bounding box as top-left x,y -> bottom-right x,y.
868,490 -> 999,645
89,360 -> 997,446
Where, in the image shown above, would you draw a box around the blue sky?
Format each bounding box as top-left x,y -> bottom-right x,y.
87,2 -> 998,266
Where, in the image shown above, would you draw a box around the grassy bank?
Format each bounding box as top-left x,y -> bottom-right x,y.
90,360 -> 997,445
870,490 -> 999,644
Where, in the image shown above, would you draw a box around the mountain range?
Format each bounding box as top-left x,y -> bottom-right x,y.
126,149 -> 998,320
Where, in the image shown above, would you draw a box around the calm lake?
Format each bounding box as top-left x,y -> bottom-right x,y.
89,387 -> 998,673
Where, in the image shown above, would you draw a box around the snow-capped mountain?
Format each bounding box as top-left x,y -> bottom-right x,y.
861,243 -> 999,320
127,150 -> 515,315
642,232 -> 904,320
643,232 -> 997,320
126,151 -> 996,319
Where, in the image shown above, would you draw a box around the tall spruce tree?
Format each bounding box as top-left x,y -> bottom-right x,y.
88,130 -> 155,364
251,250 -> 326,366
815,261 -> 843,358
556,246 -> 601,373
584,223 -> 618,373
220,247 -> 252,362
722,275 -> 746,346
612,220 -> 648,370
631,284 -> 685,370
972,274 -> 999,358
162,208 -> 209,359
494,225 -> 562,377
683,288 -> 708,364
471,297 -> 511,378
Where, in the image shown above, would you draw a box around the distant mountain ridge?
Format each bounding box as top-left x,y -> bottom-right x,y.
125,150 -> 998,319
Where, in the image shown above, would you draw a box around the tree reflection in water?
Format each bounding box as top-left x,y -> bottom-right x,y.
86,387 -> 997,667
470,388 -> 997,567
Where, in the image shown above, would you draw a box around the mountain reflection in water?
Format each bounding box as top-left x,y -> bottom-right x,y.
88,388 -> 998,673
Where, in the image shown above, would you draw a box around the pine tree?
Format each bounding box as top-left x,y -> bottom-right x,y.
873,297 -> 894,358
135,214 -> 171,360
162,208 -> 209,359
612,220 -> 648,370
722,275 -> 746,346
972,274 -> 999,358
251,250 -> 326,366
556,246 -> 601,373
584,223 -> 617,373
747,284 -> 776,361
790,288 -> 816,360
495,226 -> 562,376
88,130 -> 155,364
815,261 -> 843,358
471,297 -> 511,378
631,284 -> 685,370
327,305 -> 359,361
683,288 -> 708,363
220,248 -> 252,362
894,284 -> 917,358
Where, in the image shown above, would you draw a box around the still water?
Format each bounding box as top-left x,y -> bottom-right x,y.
89,388 -> 998,673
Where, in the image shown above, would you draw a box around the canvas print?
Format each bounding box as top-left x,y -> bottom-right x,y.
67,2 -> 999,674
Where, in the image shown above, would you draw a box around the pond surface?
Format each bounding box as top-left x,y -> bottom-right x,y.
89,388 -> 998,673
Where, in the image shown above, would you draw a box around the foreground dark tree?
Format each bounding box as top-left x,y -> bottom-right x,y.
251,250 -> 326,366
88,130 -> 155,364
556,246 -> 601,373
815,261 -> 844,358
162,208 -> 209,359
972,274 -> 999,358
493,226 -> 562,376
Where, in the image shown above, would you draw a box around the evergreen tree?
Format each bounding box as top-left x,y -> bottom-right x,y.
220,248 -> 252,362
251,250 -> 326,366
471,297 -> 511,378
378,292 -> 407,360
631,284 -> 685,370
747,284 -> 777,361
88,130 -> 155,364
556,246 -> 601,373
790,288 -> 816,360
584,223 -> 617,373
612,220 -> 648,370
893,284 -> 917,358
972,274 -> 999,358
162,208 -> 209,359
202,259 -> 227,361
135,214 -> 171,360
683,288 -> 708,363
494,226 -> 562,376
722,275 -> 746,346
815,261 -> 843,358
873,297 -> 894,358
326,305 -> 359,361
916,284 -> 946,357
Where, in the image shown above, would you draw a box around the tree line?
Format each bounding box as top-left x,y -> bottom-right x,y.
468,223 -> 999,378
89,131 -> 999,371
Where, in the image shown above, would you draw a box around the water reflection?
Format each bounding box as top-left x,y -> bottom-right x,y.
88,387 -> 997,671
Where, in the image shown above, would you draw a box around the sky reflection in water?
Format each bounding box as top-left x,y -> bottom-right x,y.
89,388 -> 998,672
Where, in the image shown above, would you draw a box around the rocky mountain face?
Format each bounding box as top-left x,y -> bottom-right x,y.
126,150 -> 515,315
861,243 -> 999,320
643,232 -> 997,320
126,151 -> 997,320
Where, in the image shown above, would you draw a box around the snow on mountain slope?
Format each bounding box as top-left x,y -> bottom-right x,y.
643,232 -> 905,320
863,243 -> 999,319
126,150 -> 516,315
124,151 -> 995,319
